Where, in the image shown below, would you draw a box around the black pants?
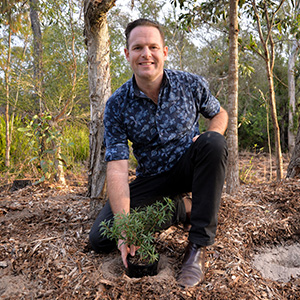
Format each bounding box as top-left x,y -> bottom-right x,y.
89,131 -> 228,252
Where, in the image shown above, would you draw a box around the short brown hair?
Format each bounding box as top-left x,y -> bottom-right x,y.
125,18 -> 165,49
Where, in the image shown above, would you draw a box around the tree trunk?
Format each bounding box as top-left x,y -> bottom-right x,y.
266,64 -> 283,180
51,2 -> 78,185
55,145 -> 66,185
252,0 -> 284,180
5,25 -> 12,168
288,40 -> 300,154
29,0 -> 43,114
226,0 -> 240,194
287,117 -> 300,178
84,0 -> 115,218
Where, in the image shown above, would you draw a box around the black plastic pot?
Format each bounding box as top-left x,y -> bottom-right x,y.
126,254 -> 159,278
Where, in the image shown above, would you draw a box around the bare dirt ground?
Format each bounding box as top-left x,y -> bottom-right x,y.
0,152 -> 299,300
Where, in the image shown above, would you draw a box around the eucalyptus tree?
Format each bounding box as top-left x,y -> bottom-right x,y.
41,0 -> 88,116
282,0 -> 300,153
29,0 -> 43,113
226,0 -> 240,194
285,0 -> 300,177
84,0 -> 115,216
40,0 -> 85,184
287,116 -> 300,177
1,0 -> 89,181
288,38 -> 300,153
246,0 -> 285,180
0,0 -> 28,168
25,0 -> 88,183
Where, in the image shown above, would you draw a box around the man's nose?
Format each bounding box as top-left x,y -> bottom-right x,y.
141,47 -> 151,58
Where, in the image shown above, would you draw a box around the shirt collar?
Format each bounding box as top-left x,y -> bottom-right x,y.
131,70 -> 170,100
132,75 -> 147,99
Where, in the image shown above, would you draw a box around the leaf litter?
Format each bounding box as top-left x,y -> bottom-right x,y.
0,152 -> 299,299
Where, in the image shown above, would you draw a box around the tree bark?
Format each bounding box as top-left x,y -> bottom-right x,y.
84,0 -> 115,218
51,1 -> 78,185
5,25 -> 12,168
252,0 -> 284,180
226,0 -> 240,194
288,40 -> 300,154
287,117 -> 300,178
29,0 -> 43,113
266,62 -> 283,180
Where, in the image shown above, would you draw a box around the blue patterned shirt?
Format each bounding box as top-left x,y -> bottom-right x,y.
104,69 -> 220,177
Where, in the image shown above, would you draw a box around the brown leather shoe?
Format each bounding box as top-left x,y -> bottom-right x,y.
177,242 -> 206,288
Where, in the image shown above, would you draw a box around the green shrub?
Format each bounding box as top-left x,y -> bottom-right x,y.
0,114 -> 90,182
0,115 -> 32,173
100,198 -> 175,264
17,113 -> 75,183
62,122 -> 89,163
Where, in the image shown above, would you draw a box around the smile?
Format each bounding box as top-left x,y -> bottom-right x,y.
139,62 -> 154,65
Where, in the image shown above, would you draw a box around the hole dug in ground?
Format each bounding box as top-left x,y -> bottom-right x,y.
101,254 -> 175,282
252,243 -> 300,283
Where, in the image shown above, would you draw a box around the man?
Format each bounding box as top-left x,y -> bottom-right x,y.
89,18 -> 228,288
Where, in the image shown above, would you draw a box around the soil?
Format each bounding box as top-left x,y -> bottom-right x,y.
0,152 -> 299,300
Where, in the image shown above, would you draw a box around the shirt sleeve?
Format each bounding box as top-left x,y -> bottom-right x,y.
104,96 -> 129,162
195,76 -> 221,119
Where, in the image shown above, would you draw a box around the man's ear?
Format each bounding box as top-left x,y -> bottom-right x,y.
163,46 -> 168,61
124,48 -> 130,62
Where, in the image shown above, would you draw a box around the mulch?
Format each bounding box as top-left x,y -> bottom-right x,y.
0,152 -> 299,299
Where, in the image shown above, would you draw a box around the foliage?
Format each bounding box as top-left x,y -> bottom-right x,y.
0,115 -> 31,171
17,113 -> 73,183
238,109 -> 270,150
0,0 -> 89,183
62,121 -> 89,164
240,155 -> 254,183
128,140 -> 138,169
1,0 -> 300,183
42,15 -> 89,113
0,114 -> 89,181
100,198 -> 175,264
108,8 -> 132,92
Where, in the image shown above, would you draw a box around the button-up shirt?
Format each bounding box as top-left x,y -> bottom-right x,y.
104,69 -> 220,177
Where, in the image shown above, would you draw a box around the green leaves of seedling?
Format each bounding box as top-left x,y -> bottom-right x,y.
100,197 -> 175,264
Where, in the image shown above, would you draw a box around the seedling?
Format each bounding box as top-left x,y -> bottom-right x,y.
100,197 -> 175,264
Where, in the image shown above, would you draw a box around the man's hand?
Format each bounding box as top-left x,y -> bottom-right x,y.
118,239 -> 138,268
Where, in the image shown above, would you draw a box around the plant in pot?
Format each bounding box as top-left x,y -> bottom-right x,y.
100,197 -> 175,278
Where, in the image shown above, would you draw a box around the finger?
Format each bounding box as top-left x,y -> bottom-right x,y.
130,244 -> 136,256
118,240 -> 129,268
122,249 -> 128,268
192,135 -> 200,142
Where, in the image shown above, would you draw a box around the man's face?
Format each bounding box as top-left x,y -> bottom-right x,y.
124,26 -> 168,85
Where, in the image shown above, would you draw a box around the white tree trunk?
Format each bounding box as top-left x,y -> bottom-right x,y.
226,0 -> 240,194
288,40 -> 300,154
252,0 -> 284,180
84,0 -> 115,218
29,0 -> 43,113
287,116 -> 300,178
5,27 -> 12,168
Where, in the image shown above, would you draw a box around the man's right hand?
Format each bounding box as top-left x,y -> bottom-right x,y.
118,239 -> 138,268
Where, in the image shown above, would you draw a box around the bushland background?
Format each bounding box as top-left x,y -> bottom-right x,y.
0,1 -> 299,299
1,0 -> 299,185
